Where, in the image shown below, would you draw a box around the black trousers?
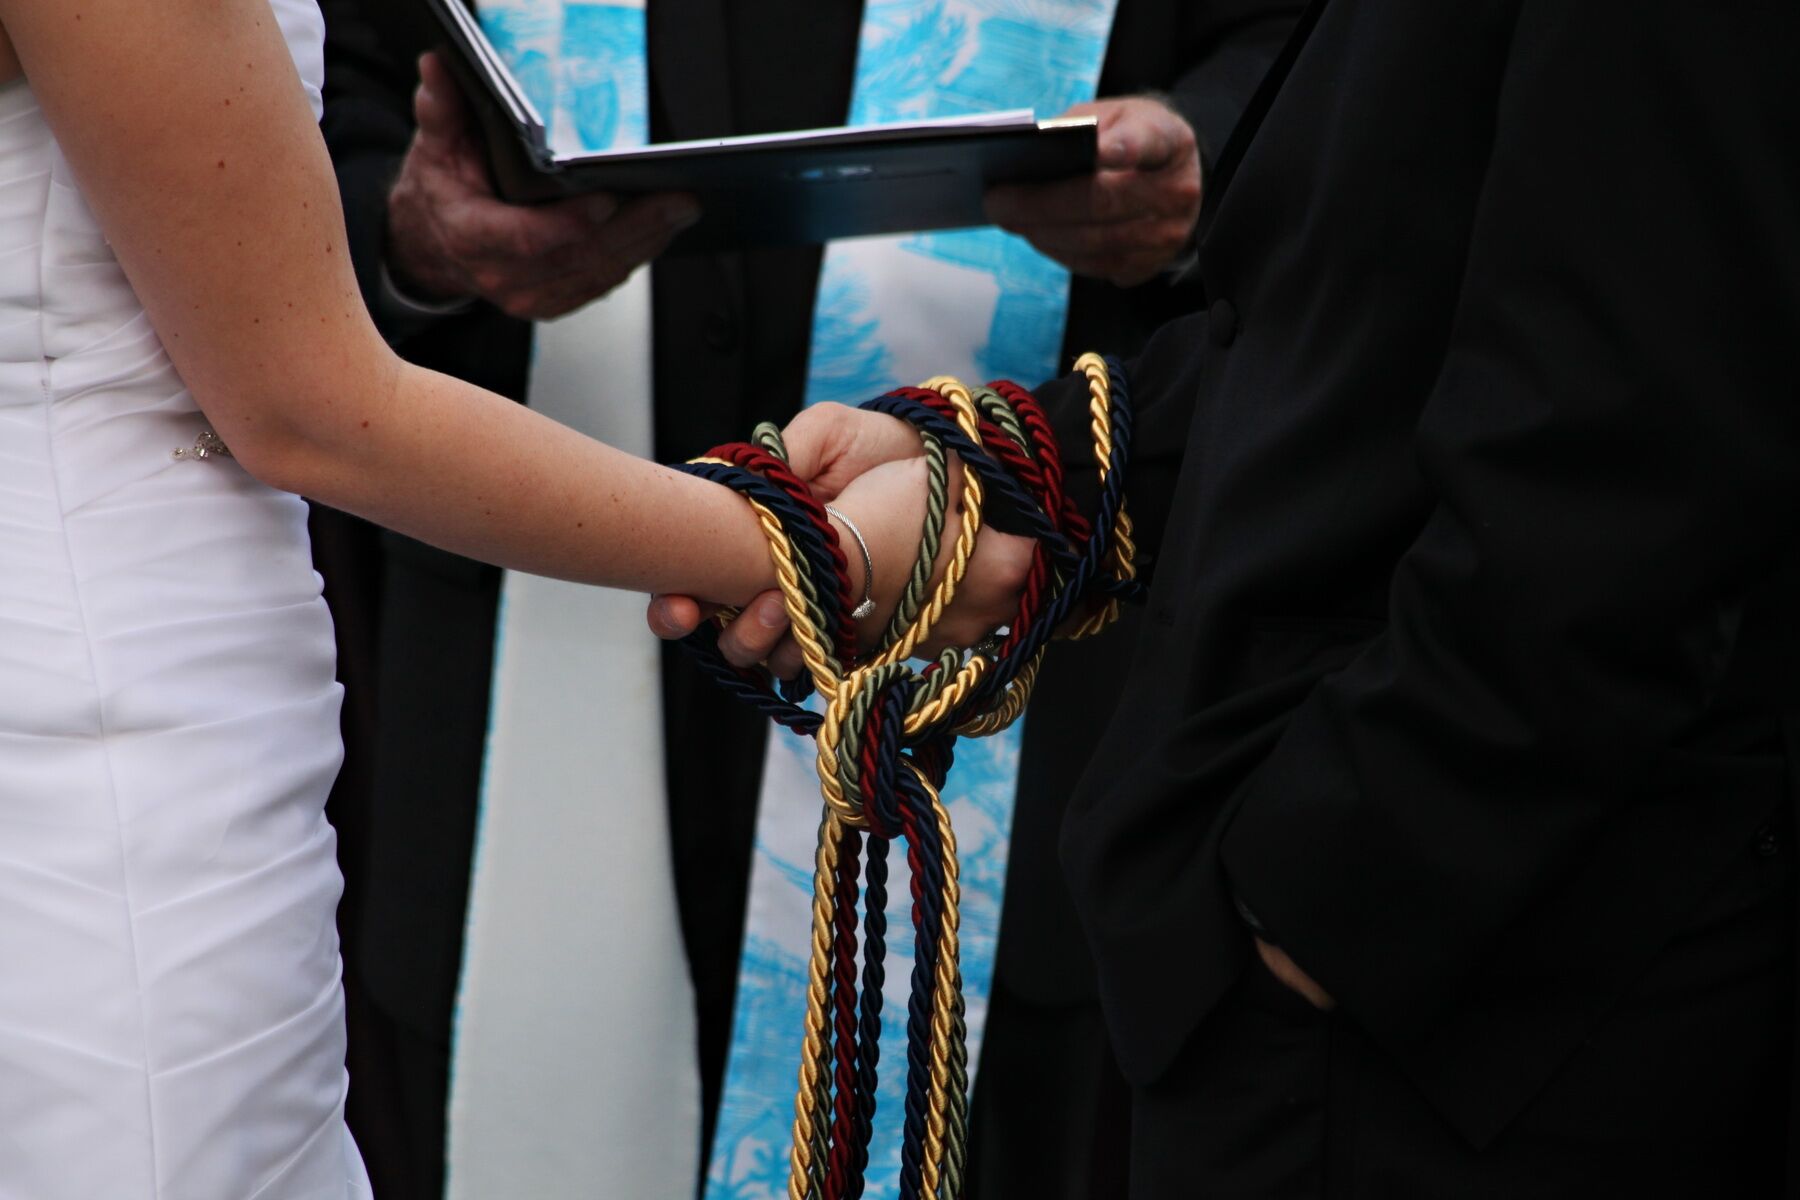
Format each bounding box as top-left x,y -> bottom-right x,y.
341,965 -> 448,1200
1133,823 -> 1795,1199
966,982 -> 1132,1199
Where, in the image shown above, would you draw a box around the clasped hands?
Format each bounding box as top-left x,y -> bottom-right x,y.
646,403 -> 1037,674
643,406 -> 1337,1014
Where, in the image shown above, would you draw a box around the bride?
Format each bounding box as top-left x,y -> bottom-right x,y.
0,0 -> 1022,1193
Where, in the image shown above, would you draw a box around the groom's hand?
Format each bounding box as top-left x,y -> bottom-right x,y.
647,591 -> 805,676
1255,938 -> 1337,1011
384,53 -> 700,320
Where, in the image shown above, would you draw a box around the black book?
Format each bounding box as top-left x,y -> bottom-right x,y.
424,0 -> 1098,249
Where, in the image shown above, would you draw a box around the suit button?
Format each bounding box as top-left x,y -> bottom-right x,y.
705,309 -> 740,352
1208,298 -> 1239,347
1754,826 -> 1780,856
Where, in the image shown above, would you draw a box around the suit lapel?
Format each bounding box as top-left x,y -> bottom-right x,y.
647,0 -> 735,140
1201,0 -> 1330,218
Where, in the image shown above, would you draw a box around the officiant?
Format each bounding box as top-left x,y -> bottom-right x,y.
309,1 -> 1298,1196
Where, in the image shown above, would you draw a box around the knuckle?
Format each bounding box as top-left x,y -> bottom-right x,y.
1095,185 -> 1134,224
587,268 -> 628,299
718,637 -> 753,668
469,266 -> 509,299
506,221 -> 551,260
1169,175 -> 1202,215
1109,261 -> 1156,288
438,224 -> 473,263
1090,222 -> 1135,254
496,291 -> 546,321
723,634 -> 772,669
790,404 -> 836,438
443,221 -> 491,264
770,641 -> 805,681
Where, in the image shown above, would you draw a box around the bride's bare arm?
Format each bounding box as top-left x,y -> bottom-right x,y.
0,0 -> 839,606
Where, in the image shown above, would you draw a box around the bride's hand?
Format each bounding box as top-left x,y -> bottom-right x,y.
647,456 -> 933,675
647,401 -> 924,667
647,453 -> 1034,675
777,403 -> 925,503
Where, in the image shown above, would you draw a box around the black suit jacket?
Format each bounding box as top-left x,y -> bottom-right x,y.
321,0 -> 1298,1061
1037,0 -> 1800,1151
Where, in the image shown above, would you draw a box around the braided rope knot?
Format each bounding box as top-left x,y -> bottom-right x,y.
674,354 -> 1137,1200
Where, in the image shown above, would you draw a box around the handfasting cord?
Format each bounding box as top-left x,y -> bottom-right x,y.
674,354 -> 1141,1200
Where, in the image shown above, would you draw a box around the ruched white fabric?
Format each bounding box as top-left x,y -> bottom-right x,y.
0,3 -> 370,1196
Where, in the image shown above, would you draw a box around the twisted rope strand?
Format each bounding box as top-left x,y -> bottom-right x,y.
674,360 -> 1137,1200
787,809 -> 846,1200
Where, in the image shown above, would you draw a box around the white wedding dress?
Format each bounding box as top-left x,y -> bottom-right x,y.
0,3 -> 373,1196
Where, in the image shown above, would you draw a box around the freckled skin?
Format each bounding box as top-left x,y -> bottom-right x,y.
8,0 -> 881,610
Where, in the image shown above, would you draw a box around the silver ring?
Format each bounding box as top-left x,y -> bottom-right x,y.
823,505 -> 877,620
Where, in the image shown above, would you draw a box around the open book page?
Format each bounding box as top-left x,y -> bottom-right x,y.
425,0 -> 1095,242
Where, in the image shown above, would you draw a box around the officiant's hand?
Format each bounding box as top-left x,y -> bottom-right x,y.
984,96 -> 1202,288
384,53 -> 701,321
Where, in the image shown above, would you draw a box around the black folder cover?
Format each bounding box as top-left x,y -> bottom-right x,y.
423,0 -> 1098,249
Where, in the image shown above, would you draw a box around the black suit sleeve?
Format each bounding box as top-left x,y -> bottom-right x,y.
321,0 -> 448,347
1023,1 -> 1304,554
322,1 -> 534,384
319,0 -> 410,319
1027,312 -> 1209,577
1218,1 -> 1800,1041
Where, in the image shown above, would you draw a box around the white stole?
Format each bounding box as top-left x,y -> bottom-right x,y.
709,3 -> 1121,1196
449,5 -> 700,1198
